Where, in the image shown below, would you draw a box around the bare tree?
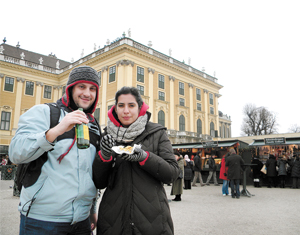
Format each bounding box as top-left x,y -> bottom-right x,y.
288,124 -> 300,133
241,104 -> 278,136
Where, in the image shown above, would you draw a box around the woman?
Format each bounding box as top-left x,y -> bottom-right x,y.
277,156 -> 288,188
219,153 -> 230,196
93,86 -> 180,235
290,155 -> 300,188
251,155 -> 263,187
183,155 -> 193,189
171,152 -> 184,201
266,154 -> 277,188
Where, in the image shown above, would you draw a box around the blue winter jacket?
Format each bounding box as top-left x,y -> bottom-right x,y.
9,103 -> 100,224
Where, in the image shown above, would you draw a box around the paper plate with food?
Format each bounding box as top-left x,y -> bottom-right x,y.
112,144 -> 141,155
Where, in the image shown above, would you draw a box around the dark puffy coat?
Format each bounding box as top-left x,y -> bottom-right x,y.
251,157 -> 263,178
290,156 -> 300,178
277,158 -> 288,176
266,155 -> 277,177
193,153 -> 202,172
184,160 -> 193,180
225,154 -> 245,180
93,122 -> 180,235
207,156 -> 216,171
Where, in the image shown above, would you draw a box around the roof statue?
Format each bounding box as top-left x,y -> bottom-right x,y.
56,60 -> 60,69
81,49 -> 84,58
39,57 -> 43,65
128,28 -> 131,37
169,48 -> 172,56
20,52 -> 25,60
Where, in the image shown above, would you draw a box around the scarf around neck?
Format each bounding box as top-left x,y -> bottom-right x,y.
106,102 -> 149,143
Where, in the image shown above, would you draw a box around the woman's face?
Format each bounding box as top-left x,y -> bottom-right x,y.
115,94 -> 140,127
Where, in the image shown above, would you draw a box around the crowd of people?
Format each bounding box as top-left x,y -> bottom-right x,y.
251,153 -> 300,189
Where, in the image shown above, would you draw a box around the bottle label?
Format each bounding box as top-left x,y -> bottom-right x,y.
83,125 -> 89,140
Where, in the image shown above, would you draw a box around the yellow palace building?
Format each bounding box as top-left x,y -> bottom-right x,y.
0,36 -> 231,155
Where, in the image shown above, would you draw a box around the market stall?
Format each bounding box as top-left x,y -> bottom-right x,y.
172,140 -> 249,184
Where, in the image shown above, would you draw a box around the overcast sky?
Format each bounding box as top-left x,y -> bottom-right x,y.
2,0 -> 300,137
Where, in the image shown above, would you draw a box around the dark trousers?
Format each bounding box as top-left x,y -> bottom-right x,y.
20,214 -> 91,235
292,177 -> 300,188
268,176 -> 277,187
184,180 -> 191,189
230,179 -> 240,198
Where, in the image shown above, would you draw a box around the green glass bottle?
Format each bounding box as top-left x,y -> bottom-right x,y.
76,108 -> 90,149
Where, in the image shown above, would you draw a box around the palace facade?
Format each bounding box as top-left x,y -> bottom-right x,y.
0,36 -> 231,155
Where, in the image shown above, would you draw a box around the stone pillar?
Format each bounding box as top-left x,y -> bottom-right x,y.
35,81 -> 43,105
203,89 -> 209,135
116,60 -> 134,89
100,66 -> 108,129
148,68 -> 155,120
169,76 -> 175,130
188,83 -> 194,132
215,93 -> 221,137
53,85 -> 61,102
12,77 -> 25,134
0,74 -> 4,90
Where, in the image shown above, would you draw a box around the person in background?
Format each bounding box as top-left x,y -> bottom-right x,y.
183,154 -> 194,189
219,152 -> 230,196
277,156 -> 288,188
226,149 -> 245,199
266,154 -> 277,188
192,151 -> 205,187
290,155 -> 300,188
92,86 -> 179,235
171,152 -> 184,201
251,154 -> 263,187
9,66 -> 101,234
205,154 -> 219,186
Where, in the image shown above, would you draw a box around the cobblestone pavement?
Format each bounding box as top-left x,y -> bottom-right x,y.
1,180 -> 299,235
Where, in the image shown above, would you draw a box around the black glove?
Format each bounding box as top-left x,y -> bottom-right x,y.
120,147 -> 147,162
100,134 -> 116,160
224,173 -> 227,176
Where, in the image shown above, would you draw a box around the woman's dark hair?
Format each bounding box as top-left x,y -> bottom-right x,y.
115,86 -> 143,108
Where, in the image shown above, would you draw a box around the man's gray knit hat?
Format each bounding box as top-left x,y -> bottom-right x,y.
67,66 -> 100,87
62,65 -> 100,113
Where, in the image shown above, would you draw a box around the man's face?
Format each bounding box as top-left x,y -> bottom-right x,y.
72,83 -> 97,110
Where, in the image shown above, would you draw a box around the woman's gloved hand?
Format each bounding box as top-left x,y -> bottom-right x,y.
100,134 -> 116,160
120,147 -> 147,162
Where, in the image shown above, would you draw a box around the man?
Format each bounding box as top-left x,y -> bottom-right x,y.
225,148 -> 245,199
205,154 -> 219,186
192,151 -> 205,186
9,66 -> 101,235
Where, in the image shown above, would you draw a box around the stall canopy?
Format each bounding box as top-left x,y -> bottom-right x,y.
250,137 -> 300,146
172,140 -> 247,149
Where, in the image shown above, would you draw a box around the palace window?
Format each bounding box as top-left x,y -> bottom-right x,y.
44,85 -> 52,99
209,93 -> 214,105
4,77 -> 14,92
197,119 -> 202,134
179,98 -> 185,106
179,82 -> 184,95
158,74 -> 165,89
158,110 -> 165,127
197,103 -> 201,111
179,115 -> 185,131
137,66 -> 144,83
159,91 -> 165,101
196,88 -> 201,101
0,111 -> 11,130
98,71 -> 101,86
62,85 -> 66,96
210,107 -> 214,114
25,81 -> 34,96
109,66 -> 116,83
137,85 -> 144,95
94,108 -> 100,123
